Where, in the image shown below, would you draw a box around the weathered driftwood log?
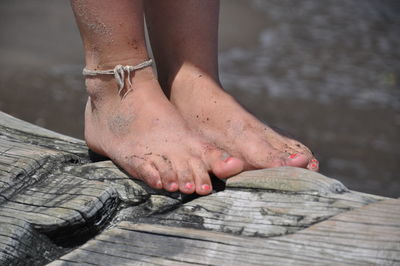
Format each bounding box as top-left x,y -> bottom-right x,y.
0,111 -> 398,266
49,198 -> 400,266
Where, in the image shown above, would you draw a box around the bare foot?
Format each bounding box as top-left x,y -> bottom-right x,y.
167,67 -> 319,171
84,68 -> 244,195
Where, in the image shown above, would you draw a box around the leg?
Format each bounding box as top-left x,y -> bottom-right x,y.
70,0 -> 243,195
144,0 -> 319,171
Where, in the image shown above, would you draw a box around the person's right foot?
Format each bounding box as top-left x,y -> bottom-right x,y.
84,68 -> 243,195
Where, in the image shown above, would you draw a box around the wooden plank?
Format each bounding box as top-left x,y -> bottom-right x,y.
0,166 -> 122,263
0,111 -> 85,154
0,137 -> 81,202
226,167 -> 389,203
0,173 -> 119,229
226,166 -> 350,194
50,198 -> 400,265
47,223 -> 342,265
265,198 -> 400,264
0,215 -> 63,266
142,174 -> 385,238
0,183 -> 119,246
63,161 -> 151,205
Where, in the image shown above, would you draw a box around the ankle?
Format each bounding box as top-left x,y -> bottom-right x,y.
161,63 -> 220,93
84,60 -> 156,100
84,54 -> 151,70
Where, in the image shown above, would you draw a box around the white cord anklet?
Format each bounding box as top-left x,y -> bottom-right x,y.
82,59 -> 153,98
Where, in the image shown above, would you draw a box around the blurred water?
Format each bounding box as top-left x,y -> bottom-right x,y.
0,0 -> 399,197
219,0 -> 400,197
222,0 -> 400,109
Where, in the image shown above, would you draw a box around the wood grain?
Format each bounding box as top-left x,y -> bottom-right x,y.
51,198 -> 400,265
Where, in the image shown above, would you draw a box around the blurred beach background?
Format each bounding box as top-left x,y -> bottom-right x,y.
0,0 -> 399,197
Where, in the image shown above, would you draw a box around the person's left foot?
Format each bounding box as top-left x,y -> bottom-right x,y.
167,67 -> 319,171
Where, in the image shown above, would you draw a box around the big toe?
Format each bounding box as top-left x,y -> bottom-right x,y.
285,152 -> 312,168
205,149 -> 244,179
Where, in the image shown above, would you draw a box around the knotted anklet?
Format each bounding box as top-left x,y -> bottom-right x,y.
82,58 -> 153,98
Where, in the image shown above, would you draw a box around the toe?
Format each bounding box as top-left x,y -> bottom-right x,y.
204,149 -> 244,179
243,139 -> 315,170
306,158 -> 320,172
285,152 -> 311,168
160,170 -> 179,192
242,141 -> 287,169
283,138 -> 314,160
153,155 -> 179,192
190,160 -> 213,195
260,132 -> 315,170
177,165 -> 196,194
135,163 -> 162,190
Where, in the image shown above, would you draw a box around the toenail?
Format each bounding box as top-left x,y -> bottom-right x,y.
224,157 -> 234,163
220,152 -> 231,162
289,153 -> 298,159
170,182 -> 178,190
311,159 -> 318,163
185,183 -> 194,190
310,163 -> 317,168
202,184 -> 211,191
